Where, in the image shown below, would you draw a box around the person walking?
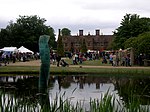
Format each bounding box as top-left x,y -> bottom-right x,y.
56,54 -> 61,67
112,54 -> 116,66
109,53 -> 113,66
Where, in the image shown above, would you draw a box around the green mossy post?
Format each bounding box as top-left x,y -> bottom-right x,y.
39,35 -> 50,93
39,35 -> 50,109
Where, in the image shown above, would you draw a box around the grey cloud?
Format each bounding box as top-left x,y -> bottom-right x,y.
79,0 -> 150,13
49,20 -> 118,36
0,20 -> 9,28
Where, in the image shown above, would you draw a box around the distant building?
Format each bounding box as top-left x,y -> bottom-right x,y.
60,29 -> 114,53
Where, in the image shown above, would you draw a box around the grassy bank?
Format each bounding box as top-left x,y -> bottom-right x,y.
0,65 -> 150,76
0,59 -> 150,76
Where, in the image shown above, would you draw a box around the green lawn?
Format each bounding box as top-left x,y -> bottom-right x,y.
0,58 -> 150,76
65,58 -> 111,66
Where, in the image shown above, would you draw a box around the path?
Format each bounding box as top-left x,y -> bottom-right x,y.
7,59 -> 150,69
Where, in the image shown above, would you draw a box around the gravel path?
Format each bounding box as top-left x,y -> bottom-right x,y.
7,59 -> 150,69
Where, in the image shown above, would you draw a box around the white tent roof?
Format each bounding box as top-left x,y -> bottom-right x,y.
18,46 -> 34,54
0,47 -> 18,52
87,49 -> 96,53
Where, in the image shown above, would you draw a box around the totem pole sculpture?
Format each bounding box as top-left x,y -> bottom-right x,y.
39,35 -> 50,93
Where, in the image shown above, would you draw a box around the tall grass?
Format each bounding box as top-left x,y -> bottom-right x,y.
0,90 -> 150,112
90,90 -> 116,112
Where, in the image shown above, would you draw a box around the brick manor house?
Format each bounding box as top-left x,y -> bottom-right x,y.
60,29 -> 114,53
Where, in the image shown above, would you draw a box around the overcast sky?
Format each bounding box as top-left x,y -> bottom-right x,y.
0,0 -> 150,38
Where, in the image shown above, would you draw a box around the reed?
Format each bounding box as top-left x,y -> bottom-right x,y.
0,90 -> 150,112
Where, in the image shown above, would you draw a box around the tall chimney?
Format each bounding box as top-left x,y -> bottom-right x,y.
79,30 -> 83,36
96,29 -> 100,36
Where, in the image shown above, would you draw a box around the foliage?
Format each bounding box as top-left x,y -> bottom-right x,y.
70,42 -> 75,53
124,32 -> 150,55
90,90 -> 116,112
80,39 -> 87,53
0,15 -> 56,52
57,34 -> 64,56
136,32 -> 150,55
113,14 -> 150,49
61,28 -> 71,36
1,89 -> 150,112
124,37 -> 137,49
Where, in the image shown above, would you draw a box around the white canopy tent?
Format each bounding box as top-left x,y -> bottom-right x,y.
0,47 -> 18,53
18,46 -> 34,54
87,49 -> 97,53
0,47 -> 18,57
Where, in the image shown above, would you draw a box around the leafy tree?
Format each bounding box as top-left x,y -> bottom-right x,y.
137,33 -> 150,55
47,27 -> 56,49
0,29 -> 11,47
113,14 -> 150,49
0,15 -> 56,52
70,42 -> 74,53
57,31 -> 64,56
80,39 -> 87,53
61,28 -> 71,36
124,32 -> 150,56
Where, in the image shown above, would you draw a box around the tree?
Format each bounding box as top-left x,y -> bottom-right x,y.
57,30 -> 64,56
0,29 -> 11,47
137,32 -> 150,56
124,32 -> 150,56
0,15 -> 56,52
113,14 -> 150,49
47,27 -> 56,49
80,39 -> 87,53
61,28 -> 71,36
124,37 -> 137,50
70,42 -> 74,53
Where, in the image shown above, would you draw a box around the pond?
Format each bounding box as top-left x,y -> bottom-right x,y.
0,75 -> 150,111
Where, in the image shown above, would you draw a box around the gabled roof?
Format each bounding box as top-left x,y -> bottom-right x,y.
18,46 -> 34,54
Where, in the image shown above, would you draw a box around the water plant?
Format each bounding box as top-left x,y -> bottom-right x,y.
0,89 -> 150,112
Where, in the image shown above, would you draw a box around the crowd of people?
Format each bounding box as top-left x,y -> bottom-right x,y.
0,49 -> 147,67
50,52 -> 100,67
49,51 -> 133,67
0,51 -> 39,66
102,52 -> 131,67
101,51 -> 149,66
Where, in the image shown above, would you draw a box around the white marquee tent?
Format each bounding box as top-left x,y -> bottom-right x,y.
0,47 -> 18,53
18,46 -> 34,54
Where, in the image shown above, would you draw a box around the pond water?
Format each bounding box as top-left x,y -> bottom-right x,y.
0,75 -> 150,111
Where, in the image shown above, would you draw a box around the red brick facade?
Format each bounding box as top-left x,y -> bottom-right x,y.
62,29 -> 113,52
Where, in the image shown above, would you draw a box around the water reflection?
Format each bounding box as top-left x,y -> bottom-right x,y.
54,75 -> 114,90
50,75 -> 150,109
0,75 -> 150,109
0,76 -> 39,105
114,77 -> 150,105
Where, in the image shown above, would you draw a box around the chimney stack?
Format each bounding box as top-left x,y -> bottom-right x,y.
79,30 -> 83,36
95,29 -> 100,36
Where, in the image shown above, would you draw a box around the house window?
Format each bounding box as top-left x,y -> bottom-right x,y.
75,43 -> 80,47
65,43 -> 68,47
104,42 -> 108,45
